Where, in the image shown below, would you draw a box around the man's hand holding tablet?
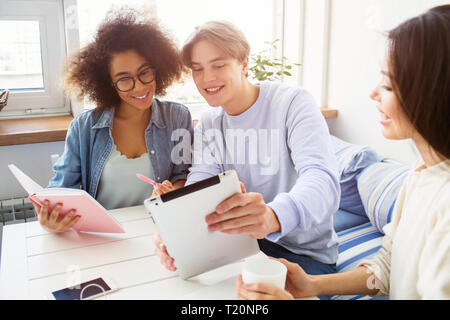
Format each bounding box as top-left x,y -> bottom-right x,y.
151,179 -> 278,272
205,184 -> 281,239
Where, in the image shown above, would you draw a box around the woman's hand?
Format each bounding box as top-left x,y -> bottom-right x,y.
236,258 -> 317,300
236,274 -> 294,300
32,198 -> 81,233
151,180 -> 175,197
152,233 -> 177,271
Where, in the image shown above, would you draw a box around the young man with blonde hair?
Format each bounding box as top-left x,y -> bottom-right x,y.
153,21 -> 340,298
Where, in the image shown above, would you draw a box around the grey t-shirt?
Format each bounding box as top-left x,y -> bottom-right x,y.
96,144 -> 154,210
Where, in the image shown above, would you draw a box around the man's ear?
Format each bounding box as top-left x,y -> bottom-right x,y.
242,56 -> 249,77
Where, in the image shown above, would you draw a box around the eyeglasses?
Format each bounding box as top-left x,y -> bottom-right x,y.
112,68 -> 156,92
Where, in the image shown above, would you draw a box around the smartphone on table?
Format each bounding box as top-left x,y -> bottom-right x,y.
51,277 -> 119,300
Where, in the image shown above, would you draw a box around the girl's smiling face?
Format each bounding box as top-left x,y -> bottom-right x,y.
109,50 -> 156,111
370,59 -> 415,140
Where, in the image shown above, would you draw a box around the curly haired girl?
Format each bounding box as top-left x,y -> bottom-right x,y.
36,8 -> 193,233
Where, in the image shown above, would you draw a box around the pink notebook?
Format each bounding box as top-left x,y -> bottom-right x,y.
8,164 -> 125,234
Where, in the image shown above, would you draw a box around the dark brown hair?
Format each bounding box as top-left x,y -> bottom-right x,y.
387,5 -> 450,159
64,8 -> 184,112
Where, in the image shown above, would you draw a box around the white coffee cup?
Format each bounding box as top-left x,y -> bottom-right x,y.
242,257 -> 287,289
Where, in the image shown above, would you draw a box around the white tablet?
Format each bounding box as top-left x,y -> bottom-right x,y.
144,170 -> 260,279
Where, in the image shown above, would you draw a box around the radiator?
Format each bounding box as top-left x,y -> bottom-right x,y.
0,197 -> 38,265
0,197 -> 37,226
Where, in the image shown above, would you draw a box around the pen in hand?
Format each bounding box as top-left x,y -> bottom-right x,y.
137,174 -> 175,197
136,173 -> 158,186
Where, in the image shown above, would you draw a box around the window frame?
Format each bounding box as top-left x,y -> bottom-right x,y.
0,0 -> 70,119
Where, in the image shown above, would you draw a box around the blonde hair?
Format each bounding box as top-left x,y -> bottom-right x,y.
181,20 -> 250,68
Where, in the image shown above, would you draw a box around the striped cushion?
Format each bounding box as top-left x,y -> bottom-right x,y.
336,223 -> 383,272
333,209 -> 369,233
332,222 -> 386,300
330,135 -> 382,216
357,161 -> 409,234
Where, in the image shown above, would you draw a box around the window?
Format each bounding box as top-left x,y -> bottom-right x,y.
152,0 -> 278,106
0,20 -> 44,90
0,0 -> 69,118
75,0 -> 287,119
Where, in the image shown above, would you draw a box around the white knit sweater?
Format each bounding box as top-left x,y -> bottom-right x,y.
359,160 -> 450,299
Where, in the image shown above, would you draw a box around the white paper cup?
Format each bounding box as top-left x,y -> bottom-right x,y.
242,258 -> 287,289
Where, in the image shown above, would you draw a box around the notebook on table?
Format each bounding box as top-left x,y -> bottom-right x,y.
8,164 -> 125,233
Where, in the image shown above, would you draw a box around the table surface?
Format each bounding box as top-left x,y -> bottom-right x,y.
0,205 -> 316,300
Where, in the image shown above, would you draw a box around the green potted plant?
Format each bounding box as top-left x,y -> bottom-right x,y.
248,39 -> 301,82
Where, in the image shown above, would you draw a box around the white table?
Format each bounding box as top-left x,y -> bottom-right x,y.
0,205 -> 316,300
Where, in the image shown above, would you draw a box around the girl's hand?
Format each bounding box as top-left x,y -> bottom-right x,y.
236,274 -> 294,300
236,258 -> 317,299
32,198 -> 81,233
151,180 -> 175,197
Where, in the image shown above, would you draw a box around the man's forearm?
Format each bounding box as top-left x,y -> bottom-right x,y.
267,168 -> 339,239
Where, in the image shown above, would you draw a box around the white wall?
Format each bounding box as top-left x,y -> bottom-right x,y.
304,0 -> 448,164
0,142 -> 65,200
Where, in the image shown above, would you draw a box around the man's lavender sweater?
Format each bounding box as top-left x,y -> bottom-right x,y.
187,81 -> 340,264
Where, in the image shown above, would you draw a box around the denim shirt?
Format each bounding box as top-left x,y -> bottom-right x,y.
48,98 -> 194,199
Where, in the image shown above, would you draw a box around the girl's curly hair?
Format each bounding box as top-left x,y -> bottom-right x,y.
64,8 -> 184,112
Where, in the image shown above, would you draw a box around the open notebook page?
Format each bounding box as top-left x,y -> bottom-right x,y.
8,164 -> 44,195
